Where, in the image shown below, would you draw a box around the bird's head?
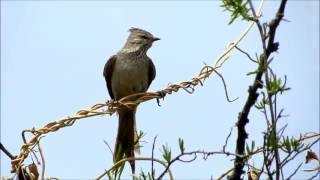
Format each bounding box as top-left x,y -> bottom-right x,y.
123,27 -> 160,53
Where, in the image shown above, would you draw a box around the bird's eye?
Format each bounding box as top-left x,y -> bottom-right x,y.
140,35 -> 148,39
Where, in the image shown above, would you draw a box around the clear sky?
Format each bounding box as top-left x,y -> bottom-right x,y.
1,0 -> 319,179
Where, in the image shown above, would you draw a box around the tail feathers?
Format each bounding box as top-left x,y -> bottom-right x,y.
114,108 -> 136,174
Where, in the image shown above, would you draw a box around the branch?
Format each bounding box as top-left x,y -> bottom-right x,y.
217,168 -> 234,180
286,162 -> 303,180
157,150 -> 243,179
306,171 -> 320,180
235,45 -> 258,63
0,142 -> 15,160
37,142 -> 45,180
230,0 -> 288,179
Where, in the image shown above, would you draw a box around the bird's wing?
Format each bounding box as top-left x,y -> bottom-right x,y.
103,55 -> 117,100
147,59 -> 156,88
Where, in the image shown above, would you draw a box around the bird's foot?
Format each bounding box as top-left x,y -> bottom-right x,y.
156,90 -> 167,106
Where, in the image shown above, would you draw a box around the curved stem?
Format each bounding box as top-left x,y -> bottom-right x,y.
96,157 -> 173,180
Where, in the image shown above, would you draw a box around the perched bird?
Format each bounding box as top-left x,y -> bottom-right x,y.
103,27 -> 159,174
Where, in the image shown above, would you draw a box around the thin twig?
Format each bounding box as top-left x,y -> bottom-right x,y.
157,150 -> 243,179
96,157 -> 173,180
235,45 -> 258,63
217,168 -> 234,180
223,127 -> 233,152
286,162 -> 303,180
263,133 -> 273,180
261,92 -> 270,126
151,135 -> 158,179
0,142 -> 15,160
281,138 -> 320,168
306,171 -> 320,180
103,140 -> 114,155
37,142 -> 45,180
211,67 -> 239,102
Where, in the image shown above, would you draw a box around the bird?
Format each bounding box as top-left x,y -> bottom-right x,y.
103,27 -> 159,174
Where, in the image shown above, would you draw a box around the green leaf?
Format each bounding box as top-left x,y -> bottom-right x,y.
246,69 -> 259,76
162,144 -> 172,163
106,171 -> 113,180
147,172 -> 153,180
267,133 -> 278,150
255,98 -> 269,110
291,137 -> 304,152
251,140 -> 255,151
254,101 -> 264,110
267,74 -> 291,96
178,138 -> 185,154
284,136 -> 291,153
246,142 -> 250,155
221,0 -> 254,25
139,171 -> 147,180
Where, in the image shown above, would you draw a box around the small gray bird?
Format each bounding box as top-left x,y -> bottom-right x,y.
103,28 -> 159,174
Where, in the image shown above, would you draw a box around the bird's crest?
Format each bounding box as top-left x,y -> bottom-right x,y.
129,27 -> 151,35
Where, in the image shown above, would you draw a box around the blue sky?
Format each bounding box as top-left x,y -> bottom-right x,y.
1,0 -> 319,179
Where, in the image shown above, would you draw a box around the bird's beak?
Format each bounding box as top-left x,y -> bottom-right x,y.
152,37 -> 161,41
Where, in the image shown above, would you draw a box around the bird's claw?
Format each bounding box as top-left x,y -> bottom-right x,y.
156,90 -> 166,106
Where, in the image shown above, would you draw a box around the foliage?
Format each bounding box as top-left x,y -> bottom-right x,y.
221,0 -> 255,24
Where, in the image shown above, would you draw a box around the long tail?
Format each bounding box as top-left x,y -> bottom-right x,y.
114,108 -> 136,174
